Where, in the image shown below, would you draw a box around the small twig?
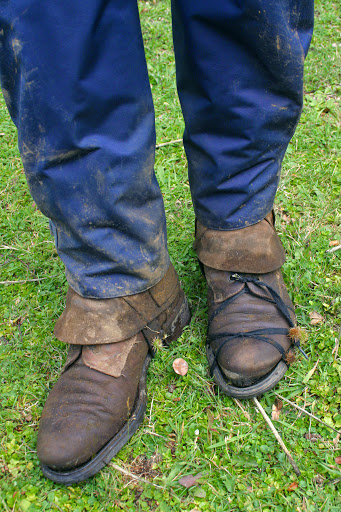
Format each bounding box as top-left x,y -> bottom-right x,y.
275,393 -> 341,435
0,254 -> 31,270
0,495 -> 10,512
110,463 -> 164,489
143,430 -> 169,441
0,275 -> 59,285
0,245 -> 28,252
325,477 -> 341,486
233,398 -> 252,422
155,138 -> 182,149
51,504 -> 64,512
148,395 -> 154,426
252,397 -> 301,476
332,328 -> 340,360
326,244 -> 341,253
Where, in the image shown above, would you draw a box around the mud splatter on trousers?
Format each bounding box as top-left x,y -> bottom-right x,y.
0,0 -> 313,298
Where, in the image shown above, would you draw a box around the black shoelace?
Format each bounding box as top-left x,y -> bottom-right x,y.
207,273 -> 308,376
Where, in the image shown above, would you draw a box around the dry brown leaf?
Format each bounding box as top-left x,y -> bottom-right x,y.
329,240 -> 340,247
335,456 -> 341,465
320,107 -> 330,116
287,481 -> 299,491
173,358 -> 188,376
178,472 -> 202,488
282,213 -> 292,223
271,398 -> 283,421
25,414 -> 33,422
309,311 -> 324,325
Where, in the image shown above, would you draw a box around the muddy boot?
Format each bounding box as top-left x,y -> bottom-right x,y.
37,264 -> 190,484
194,212 -> 307,399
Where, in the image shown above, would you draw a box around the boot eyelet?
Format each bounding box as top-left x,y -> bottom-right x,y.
230,273 -> 240,281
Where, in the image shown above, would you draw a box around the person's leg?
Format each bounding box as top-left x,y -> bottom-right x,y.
172,0 -> 313,397
0,0 -> 169,298
0,0 -> 190,483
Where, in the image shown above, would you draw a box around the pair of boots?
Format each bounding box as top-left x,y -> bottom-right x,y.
37,213 -> 304,484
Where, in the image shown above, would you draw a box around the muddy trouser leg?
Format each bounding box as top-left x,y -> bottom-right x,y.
0,0 -> 170,299
172,0 -> 314,398
172,0 -> 314,230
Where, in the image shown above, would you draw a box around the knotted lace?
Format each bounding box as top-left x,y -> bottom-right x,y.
207,273 -> 308,376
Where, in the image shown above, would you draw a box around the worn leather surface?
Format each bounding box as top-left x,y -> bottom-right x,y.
205,267 -> 296,384
37,335 -> 148,470
196,213 -> 296,385
54,263 -> 180,345
194,211 -> 286,274
61,287 -> 189,378
37,267 -> 190,470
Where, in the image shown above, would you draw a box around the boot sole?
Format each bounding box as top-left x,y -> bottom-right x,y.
41,295 -> 190,484
207,343 -> 288,400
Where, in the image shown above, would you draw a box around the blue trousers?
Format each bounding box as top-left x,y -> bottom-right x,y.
0,0 -> 313,298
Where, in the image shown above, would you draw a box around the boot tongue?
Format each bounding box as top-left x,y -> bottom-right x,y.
61,336 -> 145,378
246,281 -> 273,300
82,336 -> 144,378
204,267 -> 244,303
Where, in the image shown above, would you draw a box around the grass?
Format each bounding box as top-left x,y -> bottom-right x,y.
0,0 -> 340,510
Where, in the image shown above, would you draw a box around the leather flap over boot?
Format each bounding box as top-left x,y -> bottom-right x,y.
194,211 -> 286,273
54,264 -> 180,345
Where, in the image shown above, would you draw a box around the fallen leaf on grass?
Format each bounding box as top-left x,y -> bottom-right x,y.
173,358 -> 188,376
178,472 -> 202,488
281,213 -> 293,224
335,456 -> 341,464
271,398 -> 283,420
309,311 -> 324,325
287,481 -> 299,491
329,240 -> 340,247
24,414 -> 32,422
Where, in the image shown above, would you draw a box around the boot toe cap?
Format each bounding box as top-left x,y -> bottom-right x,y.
37,416 -> 110,470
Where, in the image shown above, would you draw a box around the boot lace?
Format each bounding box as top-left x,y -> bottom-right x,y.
207,273 -> 308,376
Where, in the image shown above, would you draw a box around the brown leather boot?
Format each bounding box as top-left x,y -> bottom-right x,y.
194,212 -> 307,399
37,264 -> 190,484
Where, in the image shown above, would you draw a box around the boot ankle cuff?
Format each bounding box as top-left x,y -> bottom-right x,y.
194,211 -> 286,274
54,263 -> 180,345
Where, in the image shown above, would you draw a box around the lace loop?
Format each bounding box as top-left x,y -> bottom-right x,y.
208,273 -> 307,376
